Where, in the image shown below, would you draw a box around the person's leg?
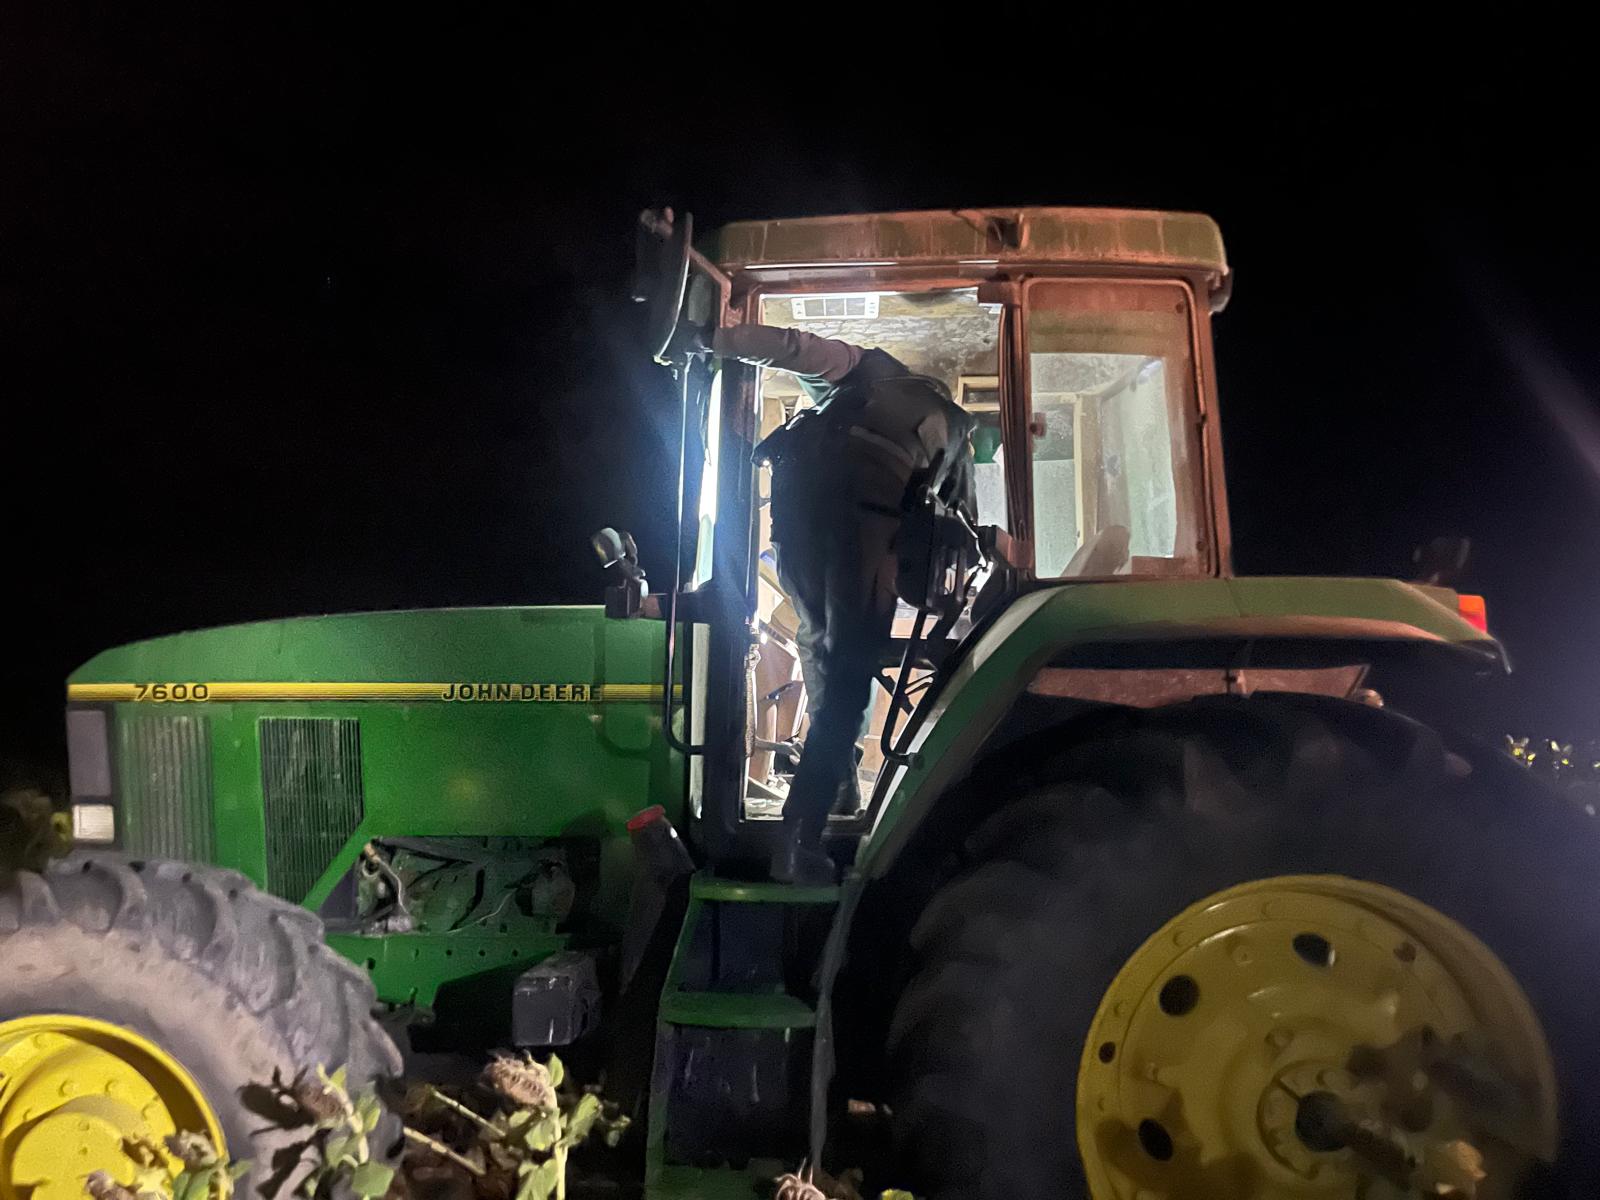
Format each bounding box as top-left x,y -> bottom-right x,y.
774,537 -> 827,719
770,533 -> 838,882
843,513 -> 901,815
771,514 -> 898,883
773,649 -> 870,882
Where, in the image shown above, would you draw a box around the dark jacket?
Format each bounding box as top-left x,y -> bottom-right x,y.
755,346 -> 976,546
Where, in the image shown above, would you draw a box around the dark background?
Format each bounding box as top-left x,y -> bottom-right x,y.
4,13 -> 1597,790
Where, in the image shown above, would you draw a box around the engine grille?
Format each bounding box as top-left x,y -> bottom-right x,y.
116,710 -> 216,861
259,717 -> 365,901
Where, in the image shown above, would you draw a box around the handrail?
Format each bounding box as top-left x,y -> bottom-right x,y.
662,364 -> 704,756
878,608 -> 929,764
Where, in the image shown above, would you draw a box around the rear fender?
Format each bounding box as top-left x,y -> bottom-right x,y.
856,576 -> 1500,879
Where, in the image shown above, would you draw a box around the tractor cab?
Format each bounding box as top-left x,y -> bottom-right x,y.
630,207 -> 1233,867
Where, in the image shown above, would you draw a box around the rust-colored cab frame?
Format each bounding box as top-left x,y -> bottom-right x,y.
678,207 -> 1237,863
711,207 -> 1236,582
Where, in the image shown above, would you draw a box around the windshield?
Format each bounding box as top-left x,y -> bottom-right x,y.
1025,278 -> 1204,577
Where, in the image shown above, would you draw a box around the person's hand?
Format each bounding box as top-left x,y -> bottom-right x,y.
655,318 -> 714,369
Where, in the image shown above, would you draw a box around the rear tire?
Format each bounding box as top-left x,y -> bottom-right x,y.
1,855 -> 402,1196
885,697 -> 1600,1199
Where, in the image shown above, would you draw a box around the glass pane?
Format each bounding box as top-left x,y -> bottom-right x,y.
969,407 -> 1008,530
690,370 -> 722,588
1027,280 -> 1200,577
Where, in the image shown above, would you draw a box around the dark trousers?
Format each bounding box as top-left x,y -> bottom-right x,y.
773,508 -> 900,850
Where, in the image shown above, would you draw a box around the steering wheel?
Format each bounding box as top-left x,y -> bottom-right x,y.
633,208 -> 693,364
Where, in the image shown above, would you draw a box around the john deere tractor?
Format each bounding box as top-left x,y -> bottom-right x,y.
5,207 -> 1598,1200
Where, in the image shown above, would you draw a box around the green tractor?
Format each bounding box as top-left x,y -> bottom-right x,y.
5,206 -> 1598,1200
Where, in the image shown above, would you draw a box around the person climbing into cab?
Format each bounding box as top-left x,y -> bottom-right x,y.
714,325 -> 976,883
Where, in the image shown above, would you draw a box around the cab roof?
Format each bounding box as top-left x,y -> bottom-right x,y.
713,206 -> 1228,289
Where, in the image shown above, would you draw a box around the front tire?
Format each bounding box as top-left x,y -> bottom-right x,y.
0,856 -> 402,1197
886,698 -> 1600,1199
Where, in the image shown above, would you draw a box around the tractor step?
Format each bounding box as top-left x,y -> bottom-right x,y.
659,989 -> 816,1029
646,871 -> 841,1187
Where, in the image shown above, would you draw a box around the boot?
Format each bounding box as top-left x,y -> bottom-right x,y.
830,772 -> 863,818
769,820 -> 837,886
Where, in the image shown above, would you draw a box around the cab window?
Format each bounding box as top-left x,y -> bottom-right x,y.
1025,279 -> 1203,576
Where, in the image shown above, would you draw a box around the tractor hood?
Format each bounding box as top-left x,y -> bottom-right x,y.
65,606 -> 681,915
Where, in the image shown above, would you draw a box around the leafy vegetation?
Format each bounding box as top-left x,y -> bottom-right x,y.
0,785 -> 70,887
281,1064 -> 395,1198
82,1133 -> 248,1200
399,1052 -> 629,1200
1505,735 -> 1600,811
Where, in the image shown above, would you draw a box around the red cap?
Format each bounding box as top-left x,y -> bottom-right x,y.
626,805 -> 667,832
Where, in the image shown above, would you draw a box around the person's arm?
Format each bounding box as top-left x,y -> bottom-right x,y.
712,325 -> 864,393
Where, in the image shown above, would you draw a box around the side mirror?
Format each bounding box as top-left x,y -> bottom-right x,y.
591,527 -> 634,572
592,528 -> 647,618
1412,536 -> 1471,587
632,208 -> 692,365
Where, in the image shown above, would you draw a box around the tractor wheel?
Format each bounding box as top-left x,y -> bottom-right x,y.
0,856 -> 403,1199
886,697 -> 1600,1200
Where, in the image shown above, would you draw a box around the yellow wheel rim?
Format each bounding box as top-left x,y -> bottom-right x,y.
1077,875 -> 1558,1199
0,1015 -> 227,1200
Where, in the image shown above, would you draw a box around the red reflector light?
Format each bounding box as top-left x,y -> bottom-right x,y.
627,804 -> 666,832
1457,593 -> 1489,633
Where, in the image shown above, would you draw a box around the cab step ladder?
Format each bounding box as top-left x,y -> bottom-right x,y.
645,871 -> 840,1199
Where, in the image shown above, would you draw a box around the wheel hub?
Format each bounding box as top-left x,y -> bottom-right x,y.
0,1015 -> 226,1200
1077,876 -> 1557,1199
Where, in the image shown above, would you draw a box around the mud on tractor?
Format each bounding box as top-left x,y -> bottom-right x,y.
5,207 -> 1598,1199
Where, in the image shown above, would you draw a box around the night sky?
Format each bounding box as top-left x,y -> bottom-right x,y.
5,14 -> 1597,788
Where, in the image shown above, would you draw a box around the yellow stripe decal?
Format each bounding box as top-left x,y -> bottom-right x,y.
67,682 -> 679,704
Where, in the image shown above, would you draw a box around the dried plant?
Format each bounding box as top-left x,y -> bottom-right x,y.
80,1053 -> 651,1200
772,1163 -> 827,1200
82,1132 -> 249,1200
772,1160 -> 914,1200
481,1053 -> 557,1113
407,1053 -> 629,1200
281,1064 -> 395,1199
